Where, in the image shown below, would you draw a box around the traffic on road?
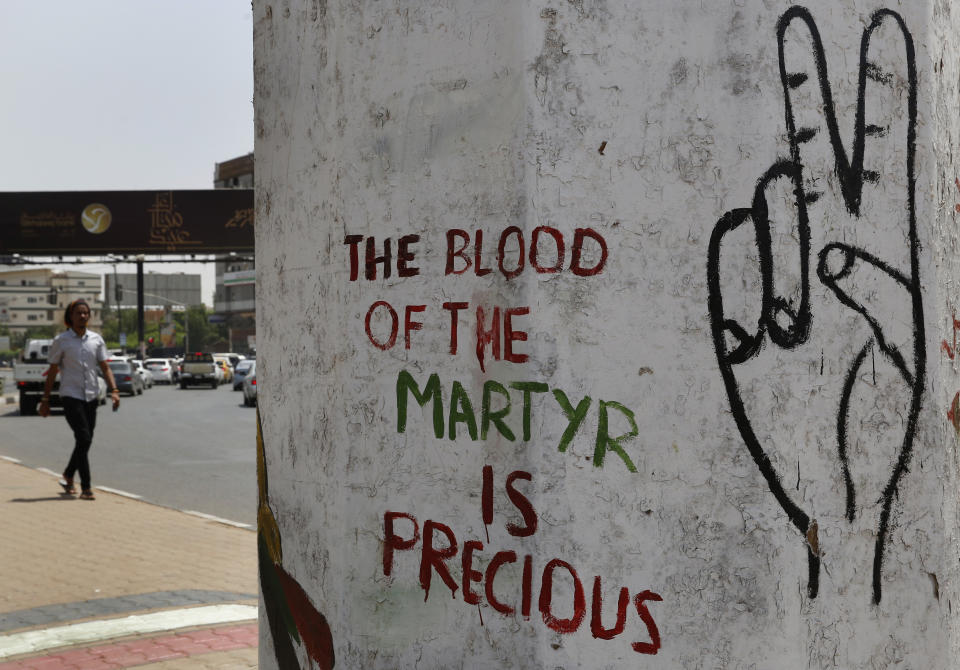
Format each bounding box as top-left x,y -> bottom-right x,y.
0,349 -> 257,526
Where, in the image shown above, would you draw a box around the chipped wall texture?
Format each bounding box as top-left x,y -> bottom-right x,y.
254,1 -> 960,667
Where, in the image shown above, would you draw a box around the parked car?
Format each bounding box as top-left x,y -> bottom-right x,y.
214,357 -> 234,385
144,358 -> 175,384
242,361 -> 257,406
107,360 -> 143,396
233,359 -> 254,391
223,353 -> 246,369
131,360 -> 154,389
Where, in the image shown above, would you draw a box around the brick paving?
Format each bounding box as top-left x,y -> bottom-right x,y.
0,458 -> 259,669
0,624 -> 258,670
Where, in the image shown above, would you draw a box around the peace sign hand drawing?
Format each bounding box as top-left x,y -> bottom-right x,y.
707,7 -> 924,604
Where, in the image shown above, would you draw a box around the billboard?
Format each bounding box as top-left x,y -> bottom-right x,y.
0,190 -> 253,255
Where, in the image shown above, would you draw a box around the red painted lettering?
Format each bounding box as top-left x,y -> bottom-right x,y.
482,465 -> 494,526
365,237 -> 392,280
530,226 -> 564,273
474,230 -> 492,276
397,234 -> 420,277
570,228 -> 608,276
475,305 -> 500,373
365,301 -> 398,350
461,540 -> 484,605
497,226 -> 525,280
503,307 -> 529,364
404,305 -> 426,350
590,576 -> 629,640
383,511 -> 419,576
521,554 -> 533,619
343,234 -> 363,281
539,558 -> 586,633
420,520 -> 459,601
632,590 -> 663,655
505,470 -> 537,537
445,229 -> 471,275
485,550 -> 517,616
443,301 -> 468,355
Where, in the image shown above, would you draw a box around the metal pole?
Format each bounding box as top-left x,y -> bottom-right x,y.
136,257 -> 145,359
112,263 -> 121,342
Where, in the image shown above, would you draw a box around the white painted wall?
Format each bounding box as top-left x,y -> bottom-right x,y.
254,1 -> 960,666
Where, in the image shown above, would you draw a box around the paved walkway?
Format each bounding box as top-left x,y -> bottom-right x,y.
0,454 -> 258,669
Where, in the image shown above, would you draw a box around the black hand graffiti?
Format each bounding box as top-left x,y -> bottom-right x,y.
706,7 -> 924,604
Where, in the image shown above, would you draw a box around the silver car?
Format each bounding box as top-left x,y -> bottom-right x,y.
233,359 -> 254,391
131,360 -> 154,389
242,361 -> 257,406
144,358 -> 175,384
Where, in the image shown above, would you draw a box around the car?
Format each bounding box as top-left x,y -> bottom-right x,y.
242,361 -> 257,406
131,360 -> 154,389
107,360 -> 143,396
180,352 -> 219,389
144,358 -> 175,384
233,359 -> 255,391
213,356 -> 234,385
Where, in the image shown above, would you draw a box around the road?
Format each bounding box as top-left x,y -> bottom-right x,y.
0,380 -> 257,526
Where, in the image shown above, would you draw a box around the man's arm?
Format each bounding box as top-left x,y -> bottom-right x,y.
38,364 -> 59,418
100,360 -> 120,410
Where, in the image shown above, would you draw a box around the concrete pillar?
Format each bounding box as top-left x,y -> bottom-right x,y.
253,1 -> 960,666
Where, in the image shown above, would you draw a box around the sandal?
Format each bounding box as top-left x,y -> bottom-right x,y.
59,478 -> 76,495
79,490 -> 96,501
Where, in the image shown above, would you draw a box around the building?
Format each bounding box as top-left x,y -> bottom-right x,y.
103,272 -> 202,310
0,268 -> 104,334
213,153 -> 256,354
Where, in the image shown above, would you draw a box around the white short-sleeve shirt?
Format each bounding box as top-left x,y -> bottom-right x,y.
48,329 -> 108,402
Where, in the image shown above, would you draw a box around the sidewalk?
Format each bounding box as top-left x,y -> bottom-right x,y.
0,457 -> 259,669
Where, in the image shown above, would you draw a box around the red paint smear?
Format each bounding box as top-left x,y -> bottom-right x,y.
948,392 -> 960,436
275,565 -> 336,670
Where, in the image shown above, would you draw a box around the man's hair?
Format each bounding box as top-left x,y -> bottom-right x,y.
64,299 -> 91,327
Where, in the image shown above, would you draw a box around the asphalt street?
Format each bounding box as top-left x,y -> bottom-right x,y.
0,381 -> 257,526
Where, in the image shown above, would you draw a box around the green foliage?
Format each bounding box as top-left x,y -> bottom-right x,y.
100,305 -> 225,353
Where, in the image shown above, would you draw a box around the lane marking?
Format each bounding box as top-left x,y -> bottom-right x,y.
95,486 -> 143,499
184,510 -> 253,529
0,458 -> 254,529
0,604 -> 258,659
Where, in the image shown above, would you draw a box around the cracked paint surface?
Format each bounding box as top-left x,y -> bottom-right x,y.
254,1 -> 960,667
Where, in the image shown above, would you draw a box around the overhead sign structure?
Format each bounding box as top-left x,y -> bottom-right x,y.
0,190 -> 253,255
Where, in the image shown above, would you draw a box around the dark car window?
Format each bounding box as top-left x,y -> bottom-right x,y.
184,353 -> 213,363
108,362 -> 131,373
236,361 -> 253,373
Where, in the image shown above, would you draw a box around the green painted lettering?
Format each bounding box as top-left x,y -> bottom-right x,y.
396,370 -> 443,438
509,382 -> 549,441
552,389 -> 591,452
481,380 -> 515,441
449,381 -> 479,440
595,400 -> 638,472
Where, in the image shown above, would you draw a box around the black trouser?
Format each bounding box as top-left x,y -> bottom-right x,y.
62,396 -> 99,491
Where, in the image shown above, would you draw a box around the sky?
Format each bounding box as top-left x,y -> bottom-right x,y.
0,1 -> 254,305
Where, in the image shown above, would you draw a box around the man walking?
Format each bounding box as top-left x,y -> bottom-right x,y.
38,299 -> 121,500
